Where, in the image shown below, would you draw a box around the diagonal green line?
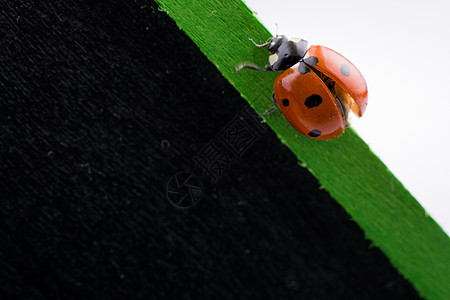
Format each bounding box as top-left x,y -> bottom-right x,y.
154,0 -> 450,299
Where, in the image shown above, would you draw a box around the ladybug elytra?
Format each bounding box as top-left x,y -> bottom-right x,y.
237,35 -> 368,140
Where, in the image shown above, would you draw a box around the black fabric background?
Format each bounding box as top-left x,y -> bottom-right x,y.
0,1 -> 422,299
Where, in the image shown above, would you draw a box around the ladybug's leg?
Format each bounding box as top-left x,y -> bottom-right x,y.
249,37 -> 270,47
235,62 -> 272,73
271,92 -> 278,107
262,106 -> 277,116
262,92 -> 279,116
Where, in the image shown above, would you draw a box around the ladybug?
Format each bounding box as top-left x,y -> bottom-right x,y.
237,35 -> 368,140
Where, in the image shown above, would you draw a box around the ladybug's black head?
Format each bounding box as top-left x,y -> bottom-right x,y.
236,34 -> 308,72
267,35 -> 289,54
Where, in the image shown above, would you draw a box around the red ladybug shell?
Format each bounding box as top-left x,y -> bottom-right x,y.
305,46 -> 368,116
274,46 -> 368,140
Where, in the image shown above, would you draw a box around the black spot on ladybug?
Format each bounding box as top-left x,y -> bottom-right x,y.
304,94 -> 322,108
340,63 -> 351,77
308,129 -> 321,137
304,56 -> 319,66
282,99 -> 290,106
297,62 -> 311,74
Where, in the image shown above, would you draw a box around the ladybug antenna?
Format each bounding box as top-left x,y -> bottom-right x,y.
235,62 -> 271,73
248,37 -> 270,48
275,23 -> 279,36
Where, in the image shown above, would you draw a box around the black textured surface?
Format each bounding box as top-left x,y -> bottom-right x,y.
0,1 -> 422,299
